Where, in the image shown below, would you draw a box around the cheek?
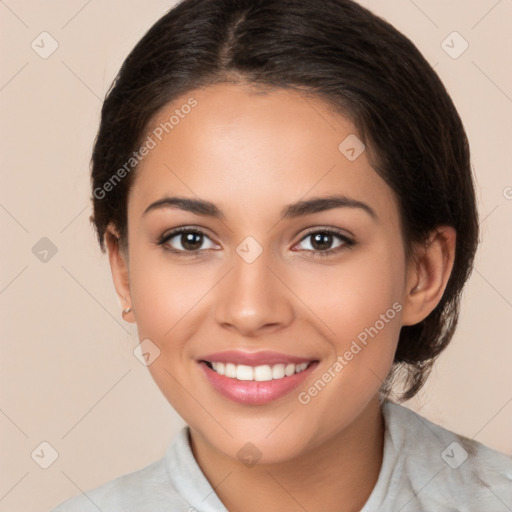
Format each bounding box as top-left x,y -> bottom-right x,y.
291,242 -> 405,338
128,248 -> 215,344
127,252 -> 215,414
292,259 -> 403,439
290,245 -> 405,396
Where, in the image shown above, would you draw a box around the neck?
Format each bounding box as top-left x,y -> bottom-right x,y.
189,394 -> 385,512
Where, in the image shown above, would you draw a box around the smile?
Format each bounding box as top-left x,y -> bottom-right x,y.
197,351 -> 320,405
205,361 -> 311,381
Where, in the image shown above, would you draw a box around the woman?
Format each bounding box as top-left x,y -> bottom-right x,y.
52,0 -> 512,510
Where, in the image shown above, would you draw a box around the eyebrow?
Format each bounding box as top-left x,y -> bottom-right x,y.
143,194 -> 377,221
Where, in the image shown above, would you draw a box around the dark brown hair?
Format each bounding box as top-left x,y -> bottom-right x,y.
90,0 -> 479,402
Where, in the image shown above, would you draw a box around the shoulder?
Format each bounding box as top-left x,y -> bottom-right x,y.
49,429 -> 191,512
379,400 -> 512,511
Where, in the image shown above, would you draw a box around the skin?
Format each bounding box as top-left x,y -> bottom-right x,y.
105,83 -> 456,511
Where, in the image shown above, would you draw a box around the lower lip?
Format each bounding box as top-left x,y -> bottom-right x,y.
198,361 -> 319,405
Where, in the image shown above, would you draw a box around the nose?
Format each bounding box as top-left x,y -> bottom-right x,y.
213,246 -> 295,337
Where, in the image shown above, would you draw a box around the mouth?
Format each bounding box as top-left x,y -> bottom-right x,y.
197,352 -> 319,405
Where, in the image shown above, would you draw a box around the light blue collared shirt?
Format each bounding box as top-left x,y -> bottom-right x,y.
50,400 -> 512,511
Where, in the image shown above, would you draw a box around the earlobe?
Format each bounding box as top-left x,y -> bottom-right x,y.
401,226 -> 456,326
105,223 -> 135,323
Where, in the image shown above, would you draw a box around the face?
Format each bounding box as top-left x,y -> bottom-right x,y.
113,83 -> 414,464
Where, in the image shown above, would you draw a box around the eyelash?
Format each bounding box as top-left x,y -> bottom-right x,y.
157,227 -> 355,259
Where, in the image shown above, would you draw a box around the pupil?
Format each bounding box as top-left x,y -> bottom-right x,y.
312,233 -> 332,250
182,232 -> 202,250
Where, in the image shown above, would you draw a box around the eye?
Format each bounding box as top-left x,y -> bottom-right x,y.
294,229 -> 354,257
158,227 -> 218,255
157,226 -> 354,258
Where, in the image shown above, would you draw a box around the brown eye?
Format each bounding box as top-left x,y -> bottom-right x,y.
158,228 -> 217,254
179,232 -> 203,251
295,229 -> 354,257
310,232 -> 337,251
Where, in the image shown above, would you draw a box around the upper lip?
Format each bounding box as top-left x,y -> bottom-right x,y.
199,350 -> 317,366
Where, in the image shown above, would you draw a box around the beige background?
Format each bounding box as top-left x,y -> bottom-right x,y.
1,1 -> 511,510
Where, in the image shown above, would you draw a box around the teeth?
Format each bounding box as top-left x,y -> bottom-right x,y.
237,365 -> 254,381
272,364 -> 285,379
208,361 -> 310,381
285,363 -> 296,376
254,365 -> 272,381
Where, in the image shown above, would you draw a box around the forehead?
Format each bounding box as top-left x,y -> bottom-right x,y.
128,83 -> 397,222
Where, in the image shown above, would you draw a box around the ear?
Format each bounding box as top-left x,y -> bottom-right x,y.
401,226 -> 456,326
105,223 -> 135,323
